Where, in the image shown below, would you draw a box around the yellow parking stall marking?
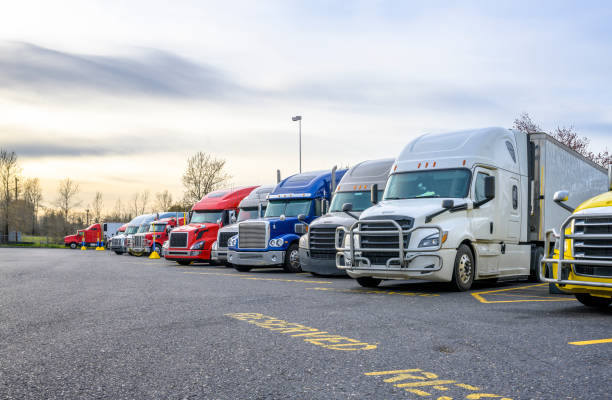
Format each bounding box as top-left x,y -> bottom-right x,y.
569,338 -> 612,346
471,283 -> 576,304
365,369 -> 512,399
306,287 -> 439,297
183,271 -> 333,284
226,313 -> 377,351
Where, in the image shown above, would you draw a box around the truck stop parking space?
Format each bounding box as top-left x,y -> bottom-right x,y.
0,249 -> 610,399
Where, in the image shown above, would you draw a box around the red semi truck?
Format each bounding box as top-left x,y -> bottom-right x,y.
64,222 -> 124,249
139,215 -> 186,255
165,186 -> 258,265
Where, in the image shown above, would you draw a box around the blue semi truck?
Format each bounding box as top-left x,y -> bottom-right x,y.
227,167 -> 347,272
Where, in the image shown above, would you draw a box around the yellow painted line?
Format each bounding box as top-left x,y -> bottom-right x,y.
569,338 -> 612,346
471,283 -> 576,304
184,271 -> 333,284
307,287 -> 439,297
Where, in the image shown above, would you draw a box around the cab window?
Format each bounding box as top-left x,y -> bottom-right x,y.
474,172 -> 490,203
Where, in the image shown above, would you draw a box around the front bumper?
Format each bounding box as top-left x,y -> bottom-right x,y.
164,248 -> 211,261
212,247 -> 228,262
110,244 -> 126,252
228,250 -> 285,266
299,248 -> 346,276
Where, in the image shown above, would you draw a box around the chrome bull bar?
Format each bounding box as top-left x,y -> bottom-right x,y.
335,219 -> 443,271
539,213 -> 612,289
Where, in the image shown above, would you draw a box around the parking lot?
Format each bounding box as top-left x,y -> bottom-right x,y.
1,248 -> 610,399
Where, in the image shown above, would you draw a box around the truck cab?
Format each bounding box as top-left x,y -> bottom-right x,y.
540,166 -> 612,308
130,212 -> 177,255
228,168 -> 347,272
140,215 -> 186,255
165,187 -> 258,265
212,185 -> 274,265
110,224 -> 129,254
64,223 -> 103,249
337,127 -> 608,290
299,159 -> 394,276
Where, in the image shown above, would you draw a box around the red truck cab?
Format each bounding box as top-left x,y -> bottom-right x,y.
64,223 -> 103,249
142,216 -> 186,254
165,186 -> 258,265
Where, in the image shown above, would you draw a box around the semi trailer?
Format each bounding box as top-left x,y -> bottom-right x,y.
64,222 -> 124,249
212,185 -> 274,265
227,167 -> 347,272
540,165 -> 612,307
164,187 -> 258,265
299,158 -> 394,276
336,127 -> 608,290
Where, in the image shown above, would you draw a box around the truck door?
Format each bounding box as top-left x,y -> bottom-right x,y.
506,175 -> 521,242
469,167 -> 500,275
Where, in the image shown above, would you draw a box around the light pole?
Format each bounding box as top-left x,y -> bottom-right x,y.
292,115 -> 302,173
86,209 -> 90,225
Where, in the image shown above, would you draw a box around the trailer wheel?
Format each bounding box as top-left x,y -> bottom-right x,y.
356,277 -> 381,288
69,242 -> 77,249
283,243 -> 301,273
450,244 -> 474,291
176,260 -> 192,266
234,266 -> 252,272
575,293 -> 612,308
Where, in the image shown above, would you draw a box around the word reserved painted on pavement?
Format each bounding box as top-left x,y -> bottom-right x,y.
365,369 -> 512,399
225,313 -> 377,351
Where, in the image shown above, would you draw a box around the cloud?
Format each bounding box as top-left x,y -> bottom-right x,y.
0,42 -> 242,99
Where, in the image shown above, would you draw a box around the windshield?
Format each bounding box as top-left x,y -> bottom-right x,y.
265,200 -> 312,218
237,207 -> 262,222
149,223 -> 167,233
126,226 -> 138,235
330,190 -> 384,212
384,169 -> 471,200
137,223 -> 149,233
191,210 -> 224,224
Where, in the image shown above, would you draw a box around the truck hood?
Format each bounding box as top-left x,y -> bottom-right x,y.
310,212 -> 360,229
171,223 -> 213,233
575,191 -> 612,212
360,198 -> 455,223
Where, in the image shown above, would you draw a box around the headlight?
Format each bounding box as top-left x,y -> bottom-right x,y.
190,241 -> 205,250
227,234 -> 238,247
269,238 -> 284,247
418,231 -> 448,248
299,234 -> 309,249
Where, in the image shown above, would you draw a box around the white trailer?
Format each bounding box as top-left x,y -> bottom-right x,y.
102,222 -> 124,241
336,127 -> 608,290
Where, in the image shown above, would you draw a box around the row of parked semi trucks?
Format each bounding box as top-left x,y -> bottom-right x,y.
91,127 -> 611,307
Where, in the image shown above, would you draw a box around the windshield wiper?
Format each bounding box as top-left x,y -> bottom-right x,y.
415,195 -> 440,198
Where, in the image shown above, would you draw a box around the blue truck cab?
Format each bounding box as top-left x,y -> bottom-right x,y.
227,168 -> 347,272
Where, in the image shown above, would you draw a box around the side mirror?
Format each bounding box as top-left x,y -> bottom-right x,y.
371,184 -> 379,205
230,215 -> 237,224
216,218 -> 222,225
608,164 -> 612,191
342,203 -> 353,212
484,176 -> 495,200
323,200 -> 330,214
297,214 -> 306,222
553,190 -> 569,202
442,199 -> 454,209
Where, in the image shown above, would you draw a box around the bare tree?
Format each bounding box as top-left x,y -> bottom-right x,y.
139,190 -> 150,214
92,191 -> 103,223
0,149 -> 20,240
130,192 -> 140,217
513,113 -> 610,167
55,178 -> 80,225
155,190 -> 173,211
182,152 -> 231,205
23,178 -> 43,234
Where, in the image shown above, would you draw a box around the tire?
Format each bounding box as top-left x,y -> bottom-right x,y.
528,246 -> 545,282
575,293 -> 612,308
153,244 -> 162,254
234,265 -> 252,272
356,277 -> 381,288
69,242 -> 77,249
224,262 -> 233,268
283,243 -> 302,273
114,251 -> 123,255
177,260 -> 192,266
450,244 -> 475,291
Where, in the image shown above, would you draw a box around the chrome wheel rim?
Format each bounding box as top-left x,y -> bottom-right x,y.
458,254 -> 472,284
289,249 -> 300,268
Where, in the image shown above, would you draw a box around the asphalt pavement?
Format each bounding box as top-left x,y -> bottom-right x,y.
0,248 -> 610,399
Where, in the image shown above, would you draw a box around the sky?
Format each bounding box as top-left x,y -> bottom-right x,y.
1,0 -> 611,213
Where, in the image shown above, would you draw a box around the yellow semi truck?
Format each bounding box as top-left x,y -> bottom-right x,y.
540,165 -> 612,308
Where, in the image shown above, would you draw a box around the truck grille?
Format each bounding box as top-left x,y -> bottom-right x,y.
111,237 -> 124,246
134,235 -> 144,248
169,232 -> 188,248
360,219 -> 413,266
238,222 -> 267,249
218,231 -> 236,248
572,216 -> 612,277
309,226 -> 338,259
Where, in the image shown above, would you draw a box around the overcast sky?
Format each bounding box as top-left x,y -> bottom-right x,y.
1,1 -> 611,212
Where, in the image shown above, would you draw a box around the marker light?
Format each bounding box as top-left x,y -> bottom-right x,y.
425,162 -> 429,168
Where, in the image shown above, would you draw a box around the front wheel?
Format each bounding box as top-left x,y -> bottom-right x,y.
450,244 -> 475,291
69,242 -> 77,249
176,260 -> 192,266
575,293 -> 612,308
153,244 -> 162,254
283,244 -> 301,273
234,266 -> 252,272
114,251 -> 123,255
356,277 -> 381,288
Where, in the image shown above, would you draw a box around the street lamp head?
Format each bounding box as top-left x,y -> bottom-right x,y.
292,116 -> 302,121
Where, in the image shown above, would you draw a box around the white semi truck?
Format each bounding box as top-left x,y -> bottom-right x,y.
336,127 -> 608,291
